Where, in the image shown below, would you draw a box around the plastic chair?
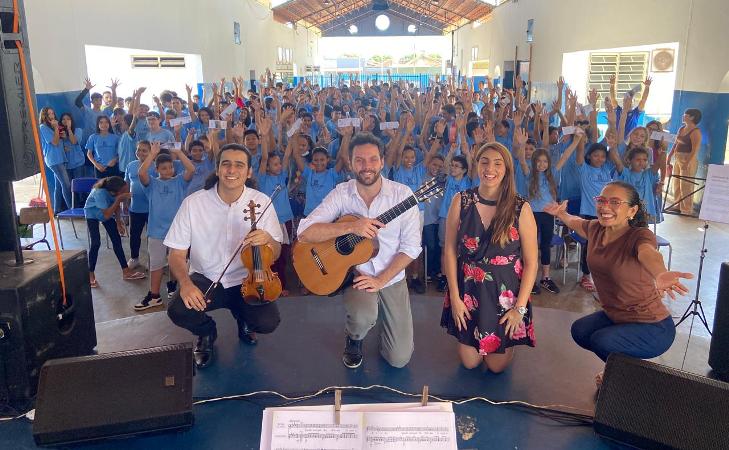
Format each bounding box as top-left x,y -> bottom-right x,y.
569,231 -> 587,282
19,207 -> 51,250
550,234 -> 567,284
55,177 -> 97,249
652,222 -> 672,270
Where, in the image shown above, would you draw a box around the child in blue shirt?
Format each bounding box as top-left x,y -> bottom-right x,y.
575,137 -> 615,291
135,143 -> 194,311
516,130 -> 582,294
257,116 -> 296,295
84,176 -> 146,288
124,140 -> 151,269
611,145 -> 665,223
292,135 -> 348,217
185,135 -> 217,196
86,115 -> 121,178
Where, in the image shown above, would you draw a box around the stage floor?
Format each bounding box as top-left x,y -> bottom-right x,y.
1,295 -> 638,449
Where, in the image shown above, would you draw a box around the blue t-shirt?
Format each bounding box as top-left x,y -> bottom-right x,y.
392,163 -> 426,211
81,108 -> 108,147
302,166 -> 339,216
139,128 -> 174,144
124,160 -> 149,214
551,140 -> 580,201
439,175 -> 472,218
86,133 -> 120,166
619,169 -> 659,218
84,187 -> 113,221
258,172 -> 294,223
146,175 -> 188,239
187,157 -> 215,196
578,161 -> 615,216
514,160 -> 529,198
63,128 -> 86,169
117,131 -> 138,173
528,168 -> 560,213
40,124 -> 66,167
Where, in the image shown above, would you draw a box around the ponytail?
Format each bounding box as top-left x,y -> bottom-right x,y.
94,176 -> 126,194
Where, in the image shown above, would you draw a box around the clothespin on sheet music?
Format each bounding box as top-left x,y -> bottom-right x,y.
421,385 -> 429,406
334,389 -> 342,425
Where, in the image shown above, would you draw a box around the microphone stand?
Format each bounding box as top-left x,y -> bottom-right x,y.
203,184 -> 284,300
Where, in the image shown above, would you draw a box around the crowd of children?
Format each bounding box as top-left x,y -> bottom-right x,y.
38,69 -> 699,311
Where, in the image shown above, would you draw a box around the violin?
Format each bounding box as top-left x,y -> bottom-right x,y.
240,200 -> 282,304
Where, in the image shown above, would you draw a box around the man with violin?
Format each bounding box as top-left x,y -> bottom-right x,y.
165,143 -> 283,369
297,132 -> 423,369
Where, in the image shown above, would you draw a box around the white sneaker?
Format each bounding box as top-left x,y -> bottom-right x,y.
127,258 -> 139,269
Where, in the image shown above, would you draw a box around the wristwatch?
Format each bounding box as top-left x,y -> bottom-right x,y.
516,306 -> 528,316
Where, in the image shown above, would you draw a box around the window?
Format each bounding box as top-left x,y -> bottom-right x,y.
131,55 -> 186,68
277,47 -> 293,64
471,46 -> 479,61
588,52 -> 648,109
234,22 -> 241,45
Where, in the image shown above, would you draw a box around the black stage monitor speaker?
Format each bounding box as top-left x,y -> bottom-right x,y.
0,250 -> 96,410
0,0 -> 40,182
709,262 -> 729,377
33,343 -> 194,446
595,353 -> 729,450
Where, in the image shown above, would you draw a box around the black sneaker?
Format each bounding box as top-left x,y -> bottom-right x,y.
436,275 -> 447,292
167,281 -> 178,299
531,283 -> 541,295
342,336 -> 363,369
134,292 -> 162,311
540,277 -> 561,294
411,278 -> 426,294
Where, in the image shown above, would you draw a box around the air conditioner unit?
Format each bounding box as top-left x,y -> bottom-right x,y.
372,0 -> 389,11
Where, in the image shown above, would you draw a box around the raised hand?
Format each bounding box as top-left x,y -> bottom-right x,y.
434,119 -> 446,136
622,94 -> 633,110
484,120 -> 495,143
149,142 -> 161,158
108,78 -> 121,90
258,116 -> 273,136
556,76 -> 565,92
185,84 -> 192,96
588,88 -> 598,107
513,127 -> 528,147
232,122 -> 245,139
643,76 -> 653,88
84,77 -> 95,90
543,200 -> 567,217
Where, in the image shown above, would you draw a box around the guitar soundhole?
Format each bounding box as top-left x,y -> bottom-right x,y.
334,235 -> 356,255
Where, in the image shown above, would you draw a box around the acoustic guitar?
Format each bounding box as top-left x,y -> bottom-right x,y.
292,176 -> 445,295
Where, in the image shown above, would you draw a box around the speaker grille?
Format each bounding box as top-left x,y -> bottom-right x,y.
595,354 -> 729,450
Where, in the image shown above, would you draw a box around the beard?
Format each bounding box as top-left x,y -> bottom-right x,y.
355,169 -> 381,186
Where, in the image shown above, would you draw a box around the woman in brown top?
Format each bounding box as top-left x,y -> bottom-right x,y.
545,181 -> 693,386
667,108 -> 702,215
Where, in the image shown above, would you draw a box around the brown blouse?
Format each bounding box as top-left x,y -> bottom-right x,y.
580,220 -> 670,323
674,126 -> 699,154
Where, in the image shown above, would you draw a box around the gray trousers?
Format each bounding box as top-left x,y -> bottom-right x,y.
343,278 -> 414,368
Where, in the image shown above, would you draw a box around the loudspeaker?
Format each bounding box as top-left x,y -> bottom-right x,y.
0,0 -> 40,182
595,353 -> 729,450
33,343 -> 194,446
709,262 -> 729,377
0,250 -> 96,410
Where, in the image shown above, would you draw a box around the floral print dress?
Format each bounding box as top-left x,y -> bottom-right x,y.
440,188 -> 536,355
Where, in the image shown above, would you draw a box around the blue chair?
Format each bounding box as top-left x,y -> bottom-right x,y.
55,177 -> 97,249
652,222 -> 672,270
550,234 -> 567,284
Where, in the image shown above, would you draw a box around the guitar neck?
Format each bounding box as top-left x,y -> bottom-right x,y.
346,195 -> 418,245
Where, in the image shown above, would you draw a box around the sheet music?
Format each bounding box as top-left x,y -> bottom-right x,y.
699,164 -> 729,224
262,404 -> 456,450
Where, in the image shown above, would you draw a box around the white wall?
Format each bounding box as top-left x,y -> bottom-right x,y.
25,0 -> 319,94
453,0 -> 729,94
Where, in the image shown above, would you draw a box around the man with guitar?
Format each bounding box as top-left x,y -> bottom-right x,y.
165,143 -> 283,369
297,132 -> 423,369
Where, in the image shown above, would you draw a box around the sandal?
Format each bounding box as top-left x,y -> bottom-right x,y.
123,271 -> 146,280
579,275 -> 596,292
90,279 -> 99,288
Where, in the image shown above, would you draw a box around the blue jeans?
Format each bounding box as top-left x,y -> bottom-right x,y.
571,311 -> 676,362
50,163 -> 73,211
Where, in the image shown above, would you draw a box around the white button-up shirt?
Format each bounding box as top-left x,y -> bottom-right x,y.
164,185 -> 283,288
298,177 -> 422,288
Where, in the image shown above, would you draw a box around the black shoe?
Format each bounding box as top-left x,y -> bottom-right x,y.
540,277 -> 561,294
342,336 -> 363,369
167,280 -> 178,299
436,275 -> 447,292
237,321 -> 258,345
531,283 -> 541,295
194,329 -> 217,369
411,278 -> 426,294
133,292 -> 162,311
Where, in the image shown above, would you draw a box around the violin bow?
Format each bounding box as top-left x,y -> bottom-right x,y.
203,184 -> 284,300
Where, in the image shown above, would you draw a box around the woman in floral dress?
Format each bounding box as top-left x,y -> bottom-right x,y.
441,142 -> 538,373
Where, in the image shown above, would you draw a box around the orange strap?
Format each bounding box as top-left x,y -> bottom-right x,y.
13,0 -> 67,305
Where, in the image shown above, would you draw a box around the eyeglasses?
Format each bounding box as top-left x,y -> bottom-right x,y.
594,196 -> 630,207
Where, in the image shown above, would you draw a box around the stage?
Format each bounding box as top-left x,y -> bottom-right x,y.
4,295 -> 638,449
